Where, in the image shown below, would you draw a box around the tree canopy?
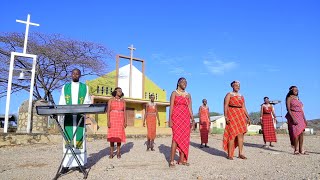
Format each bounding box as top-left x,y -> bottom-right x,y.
0,32 -> 113,104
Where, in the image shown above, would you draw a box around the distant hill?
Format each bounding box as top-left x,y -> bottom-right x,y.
307,119 -> 320,131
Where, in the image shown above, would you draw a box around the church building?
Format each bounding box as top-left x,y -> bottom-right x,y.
86,54 -> 169,131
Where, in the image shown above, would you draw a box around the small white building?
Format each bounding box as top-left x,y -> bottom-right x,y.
194,115 -> 226,131
276,122 -> 288,130
247,125 -> 262,134
305,128 -> 314,135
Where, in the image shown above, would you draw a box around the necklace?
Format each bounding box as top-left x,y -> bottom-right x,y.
176,89 -> 187,96
115,97 -> 121,101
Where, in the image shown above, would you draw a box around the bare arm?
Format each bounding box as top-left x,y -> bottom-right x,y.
123,100 -> 127,128
207,107 -> 211,126
188,94 -> 194,120
107,100 -> 112,128
224,93 -> 231,124
242,97 -> 250,124
260,105 -> 263,125
169,91 -> 175,128
301,104 -> 308,125
143,104 -> 147,127
156,104 -> 160,126
188,94 -> 195,130
271,105 -> 277,123
198,106 -> 202,125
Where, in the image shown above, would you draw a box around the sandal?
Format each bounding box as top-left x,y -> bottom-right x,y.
238,154 -> 247,159
169,161 -> 175,168
117,154 -> 121,159
227,156 -> 234,160
108,155 -> 114,159
294,151 -> 300,155
151,148 -> 155,151
269,144 -> 275,147
178,161 -> 190,166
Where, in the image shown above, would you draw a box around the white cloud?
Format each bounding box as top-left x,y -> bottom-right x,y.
150,53 -> 192,76
203,60 -> 237,75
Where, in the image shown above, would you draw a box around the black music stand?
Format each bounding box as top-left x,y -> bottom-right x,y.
36,104 -> 106,180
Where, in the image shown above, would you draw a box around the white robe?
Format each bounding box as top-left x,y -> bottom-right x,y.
59,81 -> 91,168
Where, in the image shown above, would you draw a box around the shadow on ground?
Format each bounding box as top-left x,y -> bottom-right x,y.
158,144 -> 179,164
190,141 -> 226,158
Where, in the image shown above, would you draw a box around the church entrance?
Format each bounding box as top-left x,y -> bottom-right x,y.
126,107 -> 135,126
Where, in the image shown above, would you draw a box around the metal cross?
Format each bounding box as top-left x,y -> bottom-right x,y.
16,14 -> 40,54
128,44 -> 136,98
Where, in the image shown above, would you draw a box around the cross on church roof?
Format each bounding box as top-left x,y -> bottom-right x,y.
16,14 -> 40,54
128,44 -> 136,97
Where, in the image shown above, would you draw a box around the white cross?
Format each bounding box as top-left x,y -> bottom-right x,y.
16,14 -> 40,54
128,44 -> 136,98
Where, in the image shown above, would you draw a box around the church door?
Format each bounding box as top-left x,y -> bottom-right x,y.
126,107 -> 135,126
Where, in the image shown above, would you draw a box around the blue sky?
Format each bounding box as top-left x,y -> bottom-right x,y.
0,0 -> 319,120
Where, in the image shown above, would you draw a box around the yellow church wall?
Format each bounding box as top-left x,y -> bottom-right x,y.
86,66 -> 169,129
158,106 -> 167,127
144,77 -> 167,102
86,71 -> 116,96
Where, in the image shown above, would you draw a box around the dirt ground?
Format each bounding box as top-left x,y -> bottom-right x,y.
0,134 -> 319,180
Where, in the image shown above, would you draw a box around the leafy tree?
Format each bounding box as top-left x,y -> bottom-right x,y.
0,32 -> 113,104
249,111 -> 261,125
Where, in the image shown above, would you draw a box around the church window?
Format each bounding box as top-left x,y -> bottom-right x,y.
101,87 -> 104,94
106,87 -> 109,95
97,86 -> 100,93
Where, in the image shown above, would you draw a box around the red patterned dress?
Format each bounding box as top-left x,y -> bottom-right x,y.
171,95 -> 191,161
223,94 -> 247,157
146,103 -> 157,140
261,105 -> 277,142
199,106 -> 210,144
107,100 -> 126,143
285,98 -> 306,146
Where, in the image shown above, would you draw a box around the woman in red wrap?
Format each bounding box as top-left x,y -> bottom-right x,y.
260,97 -> 277,147
285,86 -> 308,155
107,87 -> 127,159
198,99 -> 210,148
169,77 -> 194,167
223,81 -> 250,160
143,93 -> 160,151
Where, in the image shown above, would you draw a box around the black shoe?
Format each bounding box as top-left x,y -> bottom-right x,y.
60,167 -> 69,174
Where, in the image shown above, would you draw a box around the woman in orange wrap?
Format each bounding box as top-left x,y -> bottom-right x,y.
107,87 -> 127,159
198,99 -> 210,148
223,81 -> 250,160
143,94 -> 160,151
169,77 -> 194,167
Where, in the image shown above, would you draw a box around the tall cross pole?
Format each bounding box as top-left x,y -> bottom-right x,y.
4,14 -> 39,133
128,44 -> 136,98
16,14 -> 40,54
